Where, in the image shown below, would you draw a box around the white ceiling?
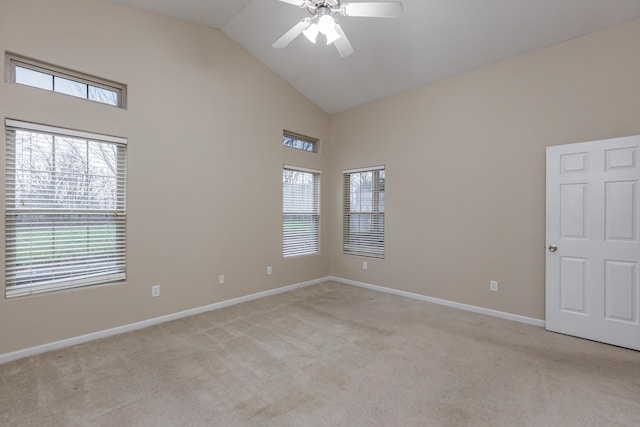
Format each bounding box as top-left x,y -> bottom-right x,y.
108,0 -> 640,113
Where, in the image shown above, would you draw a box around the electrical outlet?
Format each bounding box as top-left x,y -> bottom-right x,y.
218,274 -> 225,284
267,266 -> 272,275
151,285 -> 160,297
363,261 -> 368,270
490,280 -> 498,292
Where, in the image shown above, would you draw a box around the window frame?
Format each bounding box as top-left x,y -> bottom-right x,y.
6,53 -> 127,108
282,130 -> 318,153
282,165 -> 321,258
4,119 -> 127,298
343,166 -> 385,259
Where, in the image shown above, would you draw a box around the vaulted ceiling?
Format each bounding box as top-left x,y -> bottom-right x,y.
107,0 -> 640,113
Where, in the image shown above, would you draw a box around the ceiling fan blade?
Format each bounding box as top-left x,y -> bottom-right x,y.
342,2 -> 403,18
273,18 -> 311,49
278,0 -> 317,7
333,22 -> 354,58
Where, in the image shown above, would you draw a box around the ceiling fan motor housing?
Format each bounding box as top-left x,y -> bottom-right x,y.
307,0 -> 340,15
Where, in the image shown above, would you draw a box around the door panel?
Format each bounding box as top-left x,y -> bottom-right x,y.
561,152 -> 589,173
605,181 -> 636,241
559,257 -> 588,314
560,184 -> 588,239
546,135 -> 640,351
606,147 -> 636,170
604,261 -> 637,323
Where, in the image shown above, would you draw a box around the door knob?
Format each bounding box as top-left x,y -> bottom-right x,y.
548,245 -> 558,252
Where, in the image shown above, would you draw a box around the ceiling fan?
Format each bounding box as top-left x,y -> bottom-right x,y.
273,0 -> 403,58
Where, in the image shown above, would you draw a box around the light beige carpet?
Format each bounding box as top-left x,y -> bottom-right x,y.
1,281 -> 639,426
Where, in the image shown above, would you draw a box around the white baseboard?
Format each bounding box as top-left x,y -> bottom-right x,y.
1,276 -> 545,365
330,276 -> 546,328
0,277 -> 328,365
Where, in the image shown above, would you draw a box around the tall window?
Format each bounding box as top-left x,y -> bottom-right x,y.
343,166 -> 385,258
283,166 -> 320,257
5,120 -> 127,297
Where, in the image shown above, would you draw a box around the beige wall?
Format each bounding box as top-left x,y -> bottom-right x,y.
329,18 -> 640,320
0,0 -> 330,354
2,0 -> 639,356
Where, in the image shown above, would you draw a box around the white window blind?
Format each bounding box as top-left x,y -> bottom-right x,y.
5,119 -> 127,297
343,166 -> 385,258
283,166 -> 320,257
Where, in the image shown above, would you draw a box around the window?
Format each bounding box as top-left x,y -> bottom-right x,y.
283,130 -> 318,153
283,166 -> 320,257
5,120 -> 127,297
6,53 -> 126,108
343,166 -> 385,258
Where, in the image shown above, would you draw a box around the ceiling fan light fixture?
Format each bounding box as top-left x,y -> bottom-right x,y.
318,14 -> 335,35
274,0 -> 403,57
317,14 -> 341,45
325,26 -> 341,45
303,23 -> 319,43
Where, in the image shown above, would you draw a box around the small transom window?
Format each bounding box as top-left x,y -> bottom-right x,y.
6,53 -> 126,108
283,130 -> 318,153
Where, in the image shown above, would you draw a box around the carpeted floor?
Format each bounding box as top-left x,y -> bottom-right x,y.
1,281 -> 639,426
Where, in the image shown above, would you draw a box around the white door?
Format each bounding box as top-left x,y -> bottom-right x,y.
546,135 -> 640,351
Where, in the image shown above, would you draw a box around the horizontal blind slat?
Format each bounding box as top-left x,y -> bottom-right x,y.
343,168 -> 385,258
283,168 -> 320,257
5,121 -> 127,296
